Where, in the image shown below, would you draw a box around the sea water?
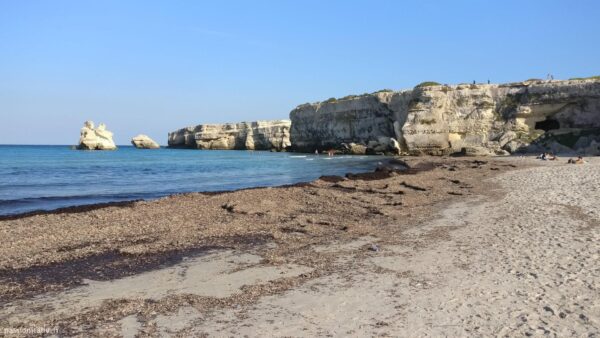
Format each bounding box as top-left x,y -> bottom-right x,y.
0,145 -> 385,215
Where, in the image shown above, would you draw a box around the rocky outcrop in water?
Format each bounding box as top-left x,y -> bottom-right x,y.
77,121 -> 117,150
131,135 -> 160,149
168,120 -> 291,151
290,79 -> 600,155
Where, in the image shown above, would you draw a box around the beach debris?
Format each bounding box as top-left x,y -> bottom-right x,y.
346,171 -> 393,181
367,244 -> 380,252
280,226 -> 308,234
221,203 -> 235,213
543,306 -> 555,315
447,191 -> 463,196
331,183 -> 357,191
440,164 -> 458,171
400,182 -> 427,191
319,175 -> 346,183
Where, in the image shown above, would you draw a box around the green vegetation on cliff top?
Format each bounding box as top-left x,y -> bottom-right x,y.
568,75 -> 600,81
415,81 -> 441,88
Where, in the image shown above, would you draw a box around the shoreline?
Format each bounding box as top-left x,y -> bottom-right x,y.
0,168 -> 361,221
0,152 -> 534,221
0,153 -> 408,220
0,147 -> 389,218
1,157 -> 519,298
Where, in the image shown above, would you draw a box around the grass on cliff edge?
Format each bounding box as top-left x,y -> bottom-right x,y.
323,90 -> 392,102
568,75 -> 600,81
415,81 -> 441,88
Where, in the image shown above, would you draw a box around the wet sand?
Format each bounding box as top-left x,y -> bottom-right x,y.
1,156 -> 598,337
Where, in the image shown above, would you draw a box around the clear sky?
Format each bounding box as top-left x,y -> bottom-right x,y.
1,0 -> 599,145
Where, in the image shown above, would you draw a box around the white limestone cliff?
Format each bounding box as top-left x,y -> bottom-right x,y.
289,79 -> 600,155
168,120 -> 291,151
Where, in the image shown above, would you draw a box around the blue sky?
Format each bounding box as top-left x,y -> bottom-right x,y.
1,0 -> 598,145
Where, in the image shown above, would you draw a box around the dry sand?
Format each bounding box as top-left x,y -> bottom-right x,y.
0,156 -> 598,337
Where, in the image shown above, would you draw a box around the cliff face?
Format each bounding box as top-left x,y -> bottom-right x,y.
290,79 -> 600,155
289,92 -> 398,153
168,120 -> 291,151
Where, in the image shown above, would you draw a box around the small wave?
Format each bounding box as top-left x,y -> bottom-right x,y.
289,155 -> 307,158
0,182 -> 74,189
0,192 -> 153,207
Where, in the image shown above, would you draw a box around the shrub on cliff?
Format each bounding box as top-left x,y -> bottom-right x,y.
372,89 -> 394,94
415,81 -> 441,88
420,118 -> 437,125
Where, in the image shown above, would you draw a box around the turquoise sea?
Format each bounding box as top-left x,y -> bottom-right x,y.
0,145 -> 384,216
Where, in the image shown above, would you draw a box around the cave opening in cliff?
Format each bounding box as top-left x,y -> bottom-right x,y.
535,118 -> 560,132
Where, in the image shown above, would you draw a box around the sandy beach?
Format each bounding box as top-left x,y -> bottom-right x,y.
0,156 -> 598,337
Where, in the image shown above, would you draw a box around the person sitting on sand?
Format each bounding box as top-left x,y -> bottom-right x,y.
568,156 -> 585,164
548,153 -> 557,161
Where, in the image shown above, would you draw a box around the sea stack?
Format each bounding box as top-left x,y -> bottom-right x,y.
131,134 -> 160,149
77,121 -> 117,150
